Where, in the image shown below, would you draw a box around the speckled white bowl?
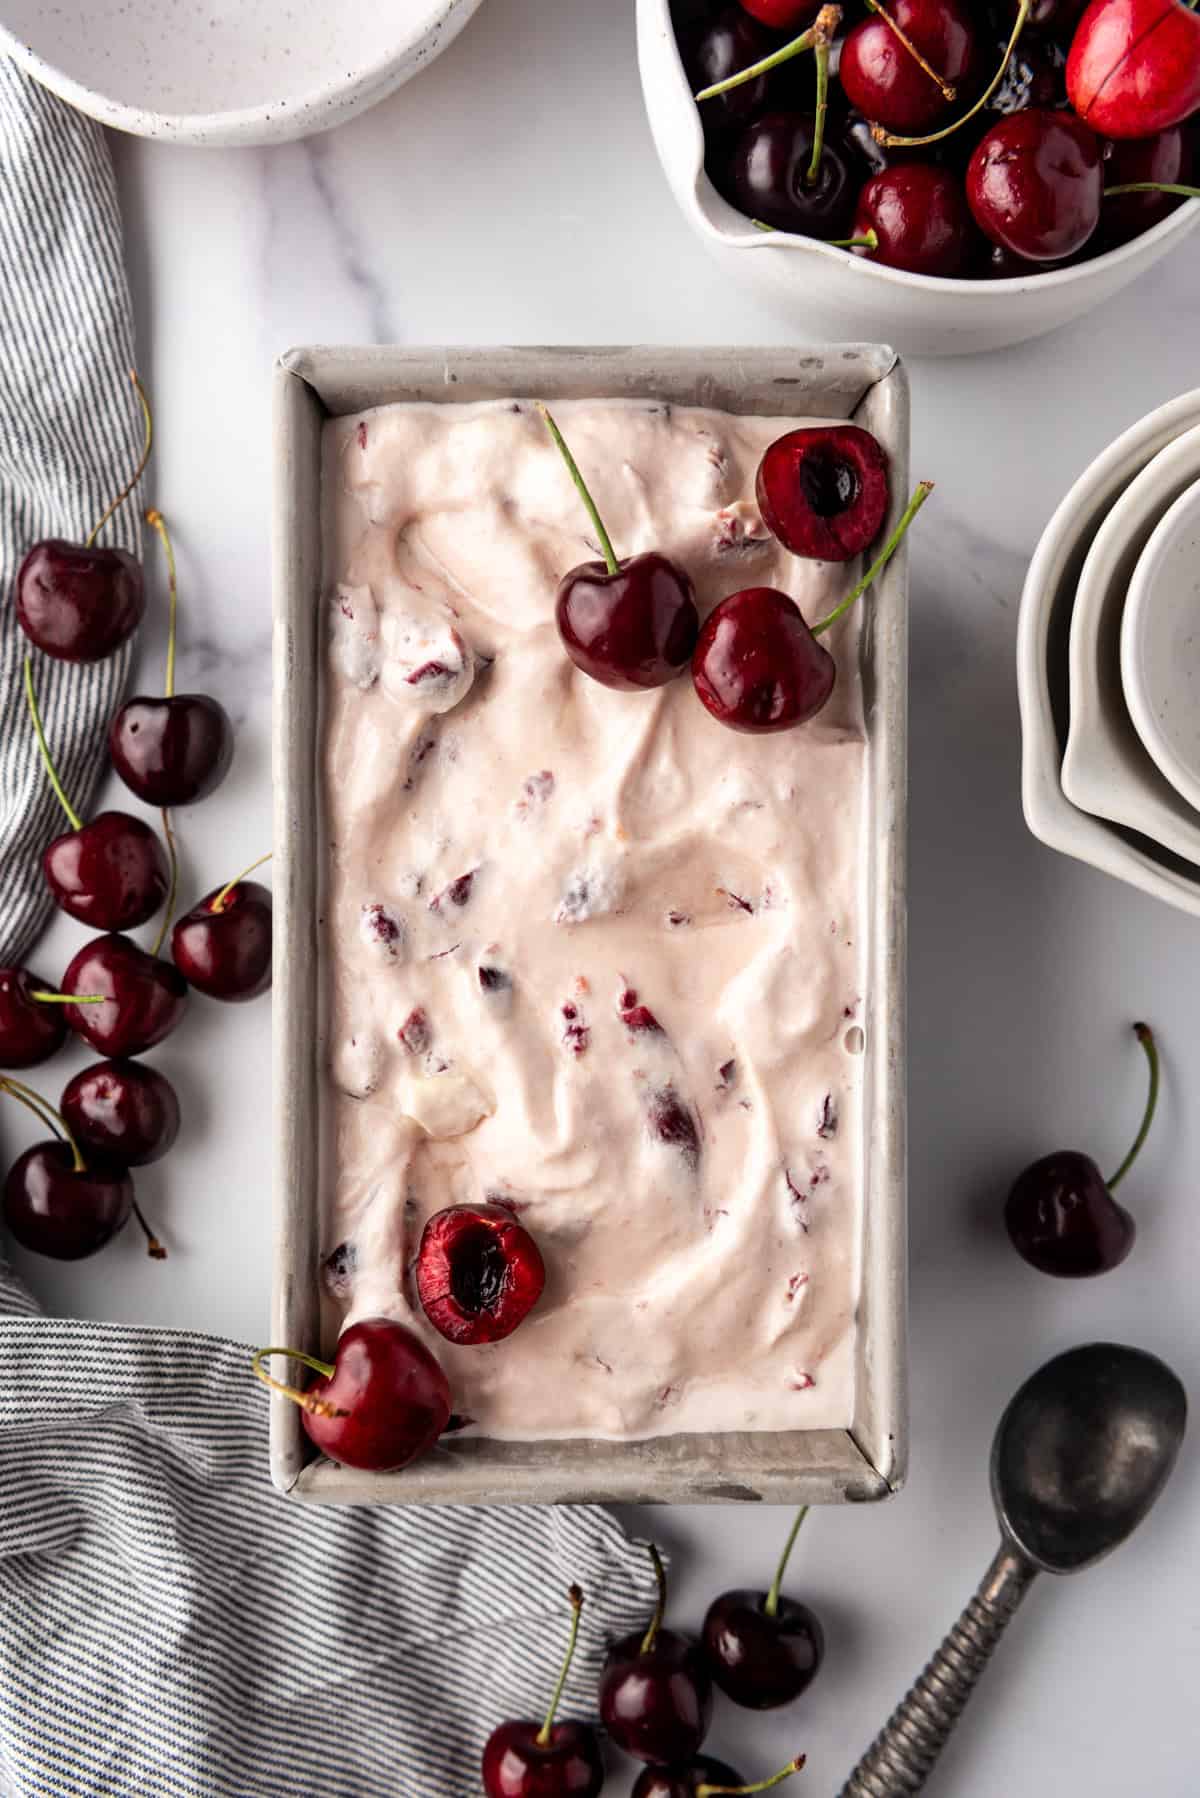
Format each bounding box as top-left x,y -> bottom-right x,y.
0,0 -> 485,146
637,0 -> 1200,357
1122,478 -> 1200,816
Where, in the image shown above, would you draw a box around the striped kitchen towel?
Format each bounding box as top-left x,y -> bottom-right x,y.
0,55 -> 142,969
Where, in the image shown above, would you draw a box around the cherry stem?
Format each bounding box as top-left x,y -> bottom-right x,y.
1106,1024 -> 1159,1192
24,654 -> 82,832
872,0 -> 1030,146
640,1543 -> 668,1656
865,0 -> 955,100
151,810 -> 179,960
132,1198 -> 167,1261
811,480 -> 934,638
806,33 -> 834,186
144,508 -> 178,699
1104,182 -> 1200,200
752,222 -> 880,251
536,404 -> 620,577
536,1585 -> 585,1747
764,1506 -> 809,1619
85,369 -> 153,550
0,1076 -> 84,1171
699,1755 -> 807,1796
29,991 -> 104,1004
250,1345 -> 347,1420
694,14 -> 824,101
210,852 -> 272,915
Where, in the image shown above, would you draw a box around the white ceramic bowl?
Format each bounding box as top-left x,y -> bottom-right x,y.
636,0 -> 1200,357
0,0 -> 484,146
1061,425 -> 1200,863
1017,390 -> 1200,918
1122,478 -> 1200,815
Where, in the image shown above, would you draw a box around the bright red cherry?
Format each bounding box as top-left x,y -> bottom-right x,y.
61,1059 -> 181,1167
1067,0 -> 1200,139
756,425 -> 890,561
599,1546 -> 714,1766
416,1203 -> 546,1345
633,1756 -> 806,1798
482,1586 -> 604,1798
253,1317 -> 451,1472
171,863 -> 272,1002
538,406 -> 698,690
702,1508 -> 825,1708
839,0 -> 979,135
739,0 -> 822,26
1005,1023 -> 1156,1277
62,934 -> 189,1059
966,110 -> 1103,260
853,163 -> 977,274
0,968 -> 69,1068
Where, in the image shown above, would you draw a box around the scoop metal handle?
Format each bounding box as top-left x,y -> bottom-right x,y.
838,1545 -> 1038,1797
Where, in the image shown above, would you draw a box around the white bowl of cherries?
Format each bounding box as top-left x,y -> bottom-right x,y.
637,0 -> 1200,355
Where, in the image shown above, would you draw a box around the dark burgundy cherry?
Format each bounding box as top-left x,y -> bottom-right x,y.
61,1060 -> 181,1167
15,540 -> 144,663
684,8 -> 776,132
599,1546 -> 713,1766
966,109 -> 1103,260
702,1507 -> 825,1709
1005,1022 -> 1156,1277
839,0 -> 979,135
0,968 -> 68,1068
731,112 -> 857,236
556,553 -> 699,691
482,1587 -> 604,1798
1101,126 -> 1193,246
757,424 -> 890,560
253,1317 -> 451,1472
172,879 -> 272,1002
3,1141 -> 132,1260
632,1759 -> 747,1798
109,694 -> 234,806
693,589 -> 835,733
44,811 -> 169,931
62,934 -> 189,1059
416,1203 -> 546,1345
853,163 -> 976,274
1067,0 -> 1200,139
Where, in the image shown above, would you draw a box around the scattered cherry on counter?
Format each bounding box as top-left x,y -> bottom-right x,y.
61,933 -> 189,1059
599,1543 -> 714,1766
481,1585 -> 605,1798
416,1202 -> 546,1345
702,1506 -> 825,1708
633,1755 -> 807,1797
0,967 -> 73,1069
61,1059 -> 181,1168
0,1074 -> 136,1261
171,856 -> 272,1002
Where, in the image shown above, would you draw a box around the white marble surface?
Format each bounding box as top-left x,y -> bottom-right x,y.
8,0 -> 1200,1791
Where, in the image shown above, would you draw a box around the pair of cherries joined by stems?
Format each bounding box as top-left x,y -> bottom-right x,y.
538,403 -> 931,731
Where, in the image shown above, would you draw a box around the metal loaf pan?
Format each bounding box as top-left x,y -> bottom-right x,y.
272,345 -> 909,1505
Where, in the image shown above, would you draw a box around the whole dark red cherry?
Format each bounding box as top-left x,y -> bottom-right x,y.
731,112 -> 857,237
684,7 -> 776,132
482,1586 -> 604,1798
693,589 -> 835,732
599,1545 -> 713,1766
62,934 -> 189,1059
416,1203 -> 546,1345
633,1756 -> 805,1797
253,1317 -> 451,1472
853,163 -> 976,274
61,1059 -> 181,1167
702,1507 -> 824,1709
839,0 -> 979,135
44,811 -> 169,931
172,878 -> 272,1002
1005,1022 -> 1156,1277
966,109 -> 1103,260
3,1141 -> 132,1260
0,967 -> 68,1068
757,424 -> 890,561
109,694 -> 233,806
1101,126 -> 1193,246
15,541 -> 144,664
556,553 -> 699,691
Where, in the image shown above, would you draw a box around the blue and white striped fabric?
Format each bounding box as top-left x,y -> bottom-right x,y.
0,60 -> 659,1798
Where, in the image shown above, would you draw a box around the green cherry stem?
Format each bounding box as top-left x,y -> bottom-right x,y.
29,991 -> 103,1004
806,32 -> 834,186
209,852 -> 272,915
537,1585 -> 585,1747
145,507 -> 178,699
536,404 -> 620,576
699,1755 -> 807,1797
24,654 -> 83,832
85,369 -> 153,549
694,7 -> 835,102
811,481 -> 934,638
1106,1024 -> 1159,1192
250,1345 -> 348,1420
764,1506 -> 810,1619
1104,182 -> 1200,200
0,1076 -> 85,1170
640,1543 -> 668,1656
872,0 -> 1031,146
865,0 -> 956,100
752,222 -> 880,250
